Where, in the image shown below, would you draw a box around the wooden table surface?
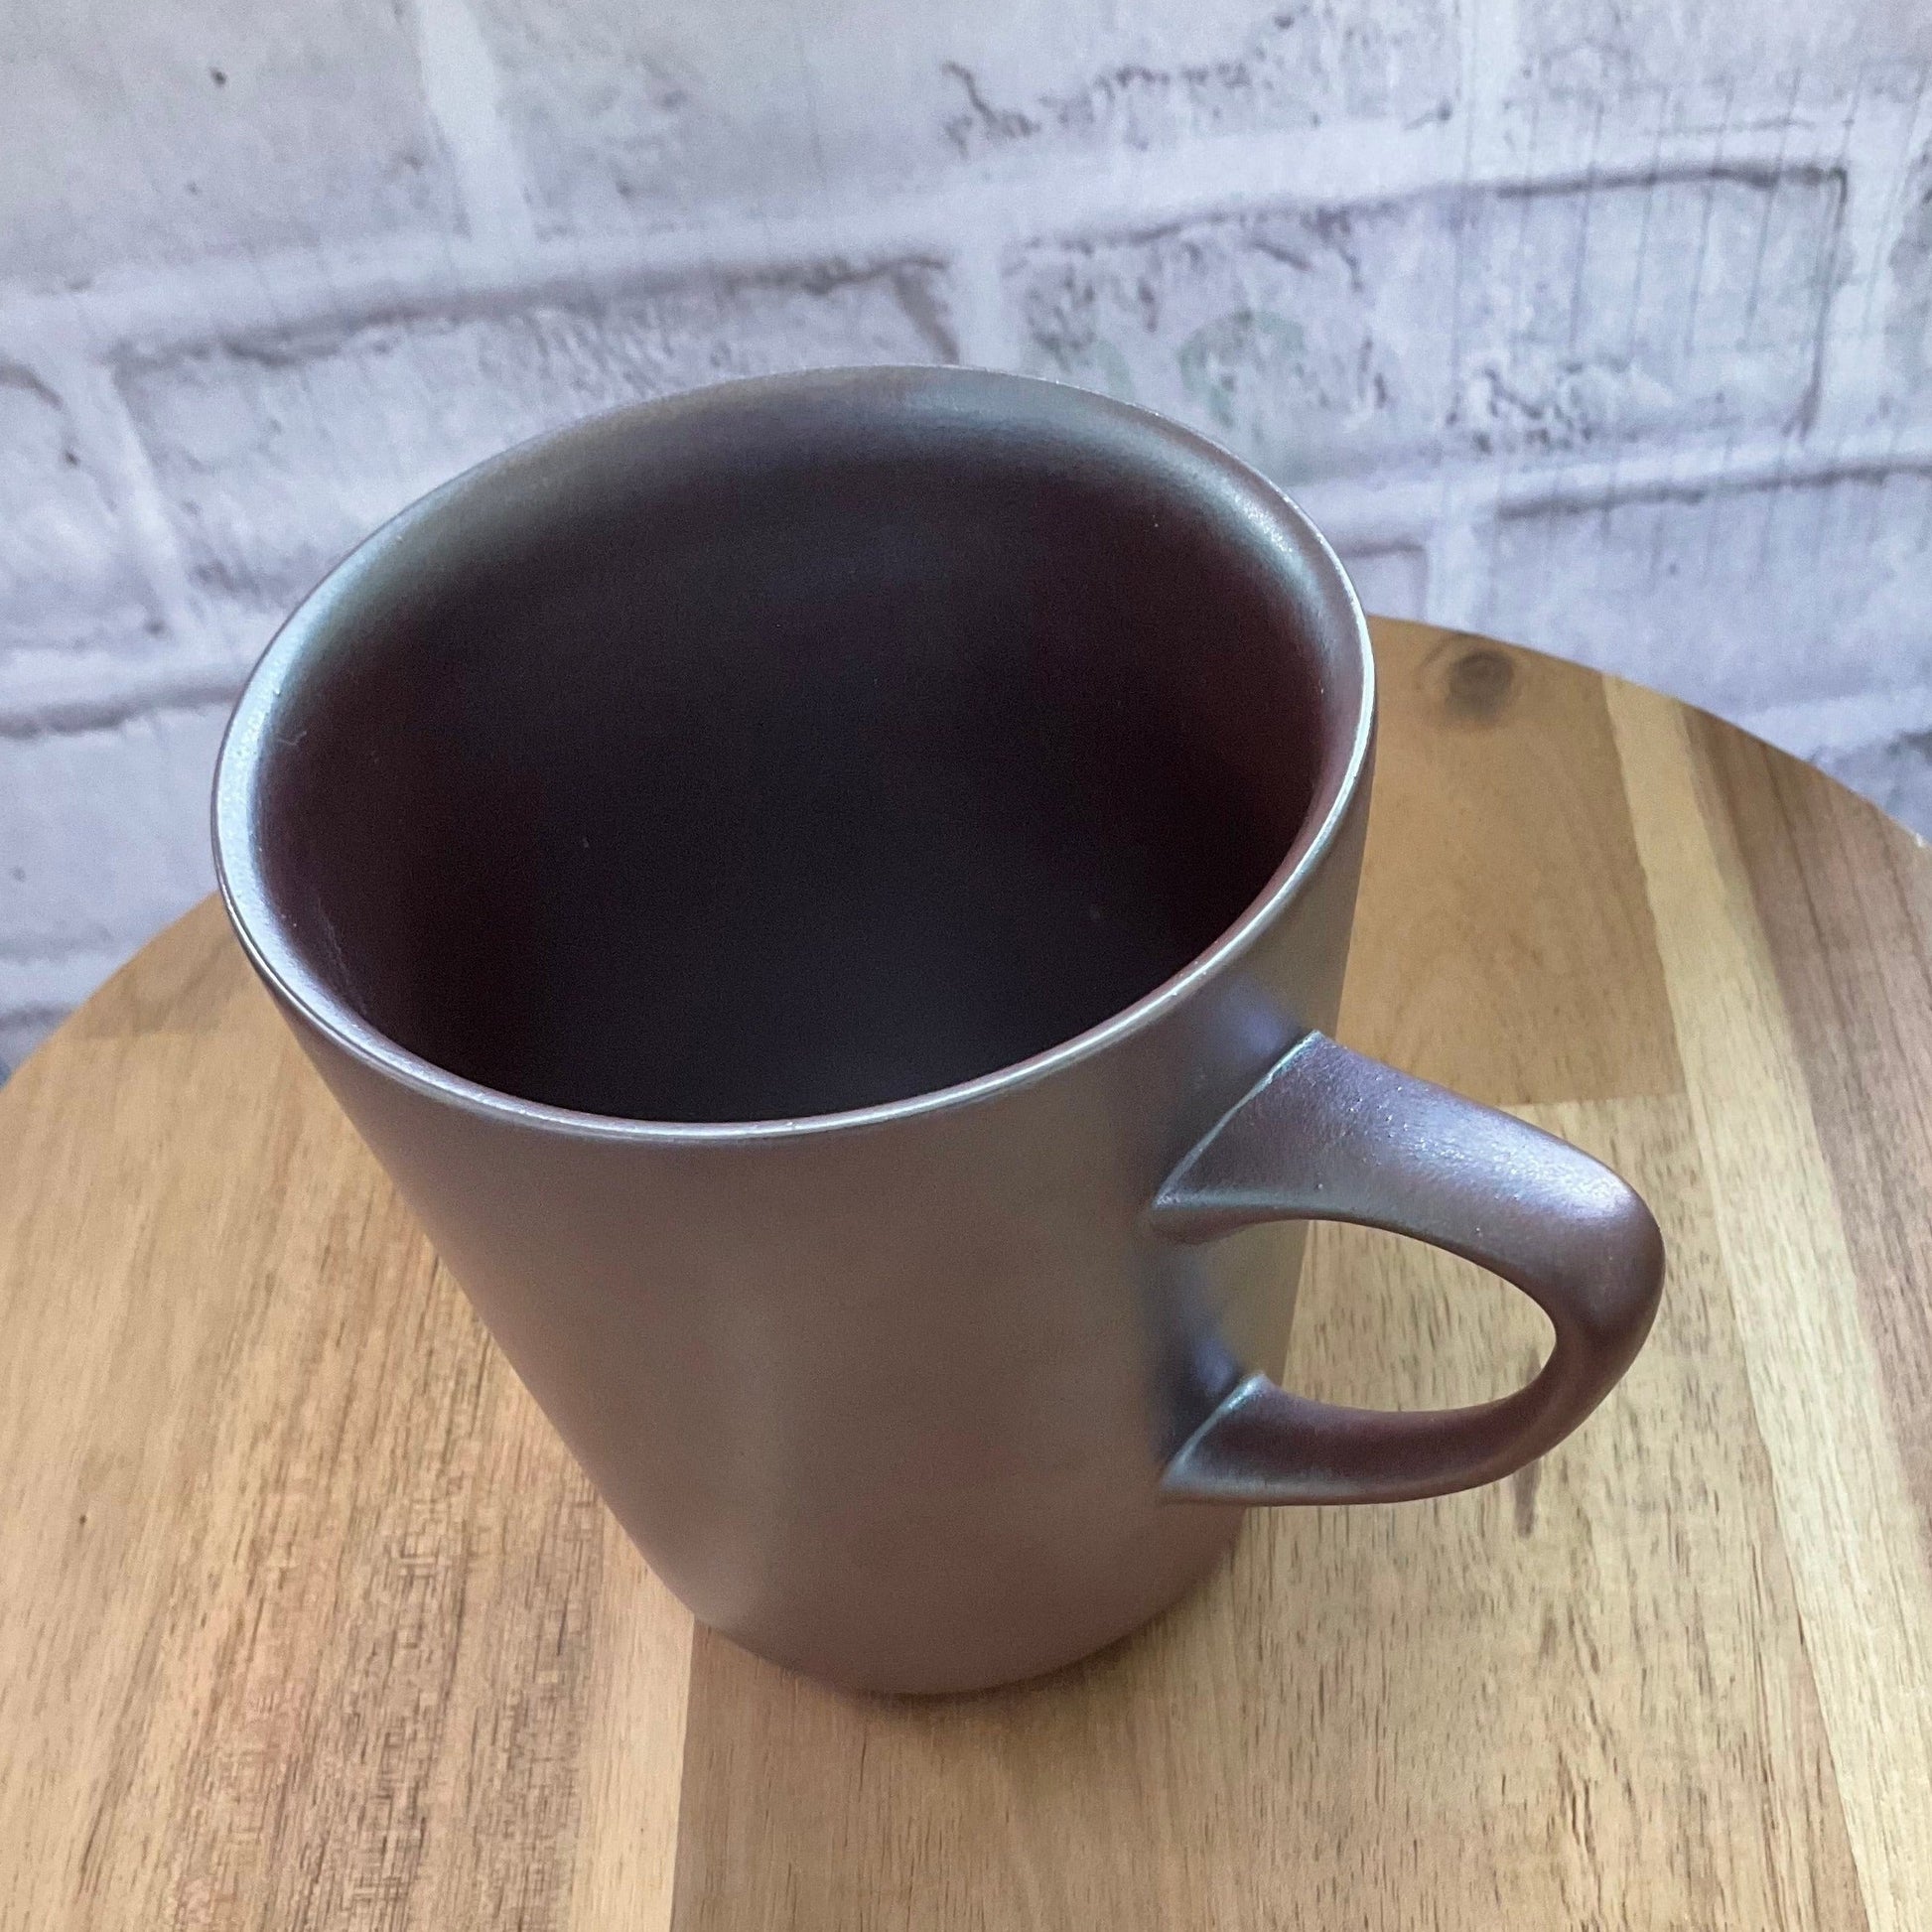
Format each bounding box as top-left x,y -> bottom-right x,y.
4,619 -> 1931,1930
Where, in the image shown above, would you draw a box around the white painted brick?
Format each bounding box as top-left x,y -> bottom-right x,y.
931,0 -> 1456,157
1011,168 -> 1841,483
1517,0 -> 1932,111
1885,142 -> 1931,413
469,0 -> 824,235
119,265 -> 956,638
0,369 -> 157,660
0,0 -> 458,290
1483,468 -> 1932,720
1817,731 -> 1932,842
473,0 -> 1456,235
1337,544 -> 1429,619
0,0 -> 1923,1068
0,702 -> 228,961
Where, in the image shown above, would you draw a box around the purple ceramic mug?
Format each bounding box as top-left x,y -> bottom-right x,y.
213,367 -> 1663,1692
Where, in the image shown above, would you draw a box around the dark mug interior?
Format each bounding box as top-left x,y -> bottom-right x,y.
249,374 -> 1343,1123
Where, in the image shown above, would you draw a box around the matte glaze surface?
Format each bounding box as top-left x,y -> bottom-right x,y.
213,369 -> 1660,1690
1157,1033 -> 1662,1503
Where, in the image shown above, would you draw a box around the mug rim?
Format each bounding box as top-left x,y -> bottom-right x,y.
211,365 -> 1375,1145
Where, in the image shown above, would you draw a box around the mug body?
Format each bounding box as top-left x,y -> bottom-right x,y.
215,369 -> 1375,1692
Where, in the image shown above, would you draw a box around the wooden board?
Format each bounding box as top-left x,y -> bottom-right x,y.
2,620 -> 1928,1930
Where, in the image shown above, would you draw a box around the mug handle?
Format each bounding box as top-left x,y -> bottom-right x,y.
1151,1033 -> 1664,1504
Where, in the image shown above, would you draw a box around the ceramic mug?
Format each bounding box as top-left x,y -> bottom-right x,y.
213,367 -> 1664,1693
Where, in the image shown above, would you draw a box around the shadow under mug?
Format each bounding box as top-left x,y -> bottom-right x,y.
213,367 -> 1665,1693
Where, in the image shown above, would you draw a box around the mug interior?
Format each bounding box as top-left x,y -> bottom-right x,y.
238,373 -> 1358,1124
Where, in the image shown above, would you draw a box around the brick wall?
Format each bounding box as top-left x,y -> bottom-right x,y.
3,0 -> 1931,1071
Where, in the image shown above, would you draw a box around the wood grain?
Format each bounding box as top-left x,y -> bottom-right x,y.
1697,717 -> 1932,1555
1343,628 -> 1680,1107
1606,679 -> 1932,1932
3,620 -> 1928,1929
0,912 -> 691,1932
672,1098 -> 1863,1930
